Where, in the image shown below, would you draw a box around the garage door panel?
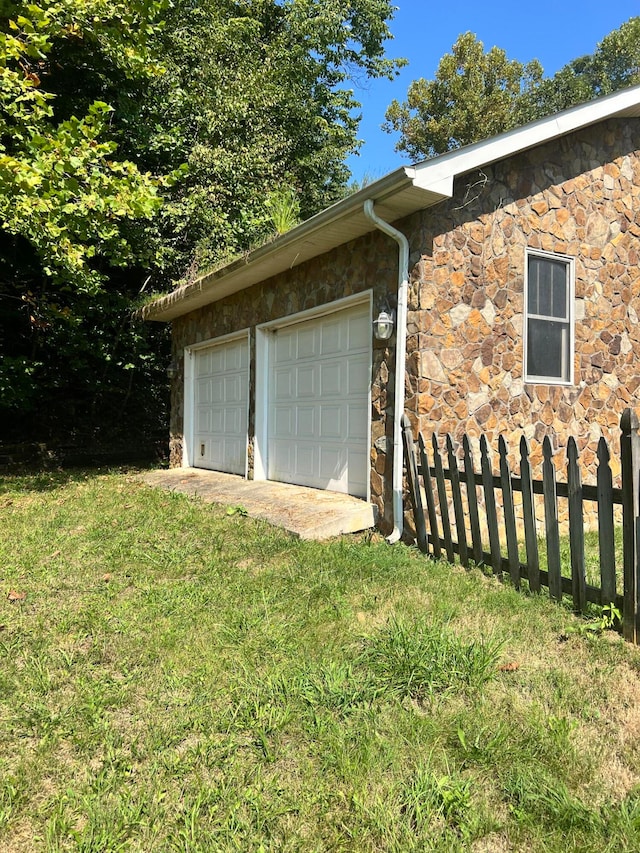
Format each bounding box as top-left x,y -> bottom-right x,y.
348,314 -> 370,348
210,348 -> 225,373
210,409 -> 223,432
224,375 -> 242,403
193,337 -> 248,475
273,407 -> 293,437
271,440 -> 292,475
195,352 -> 210,377
347,450 -> 368,494
297,327 -> 317,359
297,407 -> 315,437
320,406 -> 342,439
296,365 -> 316,397
295,445 -> 317,476
209,377 -> 224,403
320,319 -> 342,355
348,355 -> 370,394
320,361 -> 343,396
224,407 -> 241,433
209,438 -> 224,466
274,368 -> 293,400
319,446 -> 344,479
197,410 -> 211,433
274,332 -> 293,363
267,303 -> 370,497
196,380 -> 211,405
347,404 -> 367,440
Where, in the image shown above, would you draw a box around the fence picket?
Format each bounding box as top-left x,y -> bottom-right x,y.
480,435 -> 502,578
499,436 -> 520,589
542,437 -> 563,602
446,435 -> 469,568
432,434 -> 455,562
596,437 -> 616,605
567,437 -> 587,613
620,409 -> 640,643
402,416 -> 428,553
520,436 -> 540,593
463,436 -> 484,566
418,434 -> 441,559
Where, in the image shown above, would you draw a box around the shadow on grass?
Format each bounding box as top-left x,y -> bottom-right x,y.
0,460 -> 160,495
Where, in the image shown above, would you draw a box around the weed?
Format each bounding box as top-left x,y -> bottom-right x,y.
566,603 -> 623,637
226,504 -> 248,517
358,617 -> 503,701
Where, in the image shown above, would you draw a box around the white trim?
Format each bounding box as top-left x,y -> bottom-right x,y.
254,292 -> 373,497
523,249 -> 575,386
183,329 -> 251,474
182,348 -> 194,468
412,83 -> 640,189
257,290 -> 373,332
254,327 -> 269,482
186,328 -> 251,352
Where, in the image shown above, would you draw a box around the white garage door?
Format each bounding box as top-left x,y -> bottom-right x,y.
267,303 -> 370,497
193,337 -> 248,475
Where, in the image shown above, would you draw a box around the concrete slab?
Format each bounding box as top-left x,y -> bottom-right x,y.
139,467 -> 377,540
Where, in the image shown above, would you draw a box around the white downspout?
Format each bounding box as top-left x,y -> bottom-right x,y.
363,199 -> 409,544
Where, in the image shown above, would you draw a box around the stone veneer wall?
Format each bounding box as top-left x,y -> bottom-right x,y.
168,117 -> 640,532
404,118 -> 640,489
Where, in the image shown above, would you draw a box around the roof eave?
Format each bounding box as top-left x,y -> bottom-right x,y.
141,83 -> 640,323
139,166 -> 421,321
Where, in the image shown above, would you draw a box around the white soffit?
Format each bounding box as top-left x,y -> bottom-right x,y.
142,84 -> 640,322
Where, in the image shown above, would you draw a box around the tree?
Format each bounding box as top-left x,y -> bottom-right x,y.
518,17 -> 640,120
0,1 -> 171,292
0,0 -> 403,448
383,32 -> 542,159
0,1 -> 176,445
126,0 -> 403,280
384,18 -> 640,161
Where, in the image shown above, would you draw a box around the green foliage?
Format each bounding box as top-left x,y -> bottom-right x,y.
566,603 -> 623,638
2,472 -> 640,850
400,766 -> 475,837
385,18 -> 640,159
140,0 -> 404,278
0,0 -> 169,293
0,0 -> 175,446
1,0 -> 402,448
384,32 -> 543,159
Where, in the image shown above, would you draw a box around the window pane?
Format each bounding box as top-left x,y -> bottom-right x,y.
527,318 -> 569,381
528,256 -> 568,319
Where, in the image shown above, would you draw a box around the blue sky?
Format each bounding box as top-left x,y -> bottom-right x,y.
347,1 -> 640,181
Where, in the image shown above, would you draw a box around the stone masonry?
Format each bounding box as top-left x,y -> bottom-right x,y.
405,118 -> 640,489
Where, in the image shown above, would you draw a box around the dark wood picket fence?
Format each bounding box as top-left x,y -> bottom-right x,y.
402,408 -> 640,643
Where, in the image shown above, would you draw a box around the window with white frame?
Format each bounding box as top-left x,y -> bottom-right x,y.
524,250 -> 574,384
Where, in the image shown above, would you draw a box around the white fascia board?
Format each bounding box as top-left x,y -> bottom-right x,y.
412,83 -> 640,189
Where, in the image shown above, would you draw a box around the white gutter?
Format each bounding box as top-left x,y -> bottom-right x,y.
363,199 -> 409,544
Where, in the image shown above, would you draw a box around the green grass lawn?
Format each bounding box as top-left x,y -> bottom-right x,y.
2,469 -> 640,852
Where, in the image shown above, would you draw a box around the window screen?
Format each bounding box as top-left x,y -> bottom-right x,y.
525,253 -> 572,383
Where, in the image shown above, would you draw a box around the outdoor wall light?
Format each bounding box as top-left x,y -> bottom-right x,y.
373,309 -> 395,341
166,360 -> 179,380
